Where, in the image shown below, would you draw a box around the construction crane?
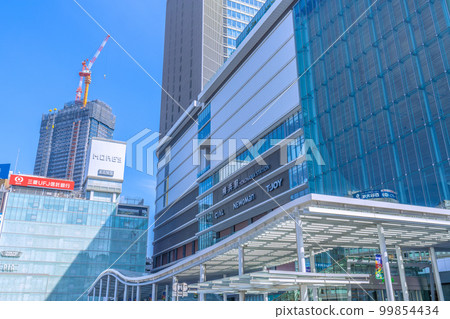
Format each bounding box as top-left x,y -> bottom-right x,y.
75,35 -> 110,108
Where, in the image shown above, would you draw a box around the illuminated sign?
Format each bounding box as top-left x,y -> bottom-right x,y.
9,175 -> 74,190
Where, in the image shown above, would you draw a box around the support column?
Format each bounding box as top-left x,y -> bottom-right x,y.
131,286 -> 134,301
113,278 -> 118,301
238,245 -> 246,301
430,247 -> 445,301
395,246 -> 409,301
310,249 -> 318,301
295,215 -> 308,301
98,279 -> 103,301
152,283 -> 157,301
92,288 -> 96,301
430,270 -> 436,301
199,264 -> 206,301
263,292 -> 269,301
172,276 -> 178,301
136,285 -> 141,302
123,284 -> 128,301
347,261 -> 352,301
165,285 -> 169,301
377,225 -> 394,301
222,275 -> 227,301
238,245 -> 245,276
105,275 -> 110,301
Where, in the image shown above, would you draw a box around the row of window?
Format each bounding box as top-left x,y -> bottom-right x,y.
153,240 -> 197,269
227,9 -> 253,23
199,110 -> 303,195
6,193 -> 113,215
227,0 -> 264,12
5,206 -> 148,230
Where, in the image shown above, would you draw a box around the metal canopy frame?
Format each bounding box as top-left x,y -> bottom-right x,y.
87,194 -> 450,301
190,270 -> 370,295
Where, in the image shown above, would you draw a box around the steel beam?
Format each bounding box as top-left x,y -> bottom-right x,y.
98,279 -> 103,301
377,225 -> 394,301
199,264 -> 206,301
113,278 -> 118,301
152,283 -> 157,301
136,285 -> 140,302
395,246 -> 409,301
123,284 -> 128,301
105,275 -> 110,301
310,249 -> 318,301
238,245 -> 245,276
173,276 -> 178,301
347,261 -> 352,301
430,247 -> 445,301
295,215 -> 308,301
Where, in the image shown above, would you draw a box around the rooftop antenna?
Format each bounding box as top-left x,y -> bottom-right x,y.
14,148 -> 20,173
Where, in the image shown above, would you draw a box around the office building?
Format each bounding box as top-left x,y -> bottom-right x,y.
34,100 -> 115,190
159,0 -> 268,135
90,0 -> 450,301
0,139 -> 148,301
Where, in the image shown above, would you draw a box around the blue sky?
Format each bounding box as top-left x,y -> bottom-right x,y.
0,1 -> 167,254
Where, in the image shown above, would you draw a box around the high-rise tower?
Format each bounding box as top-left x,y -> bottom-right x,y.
159,0 -> 267,135
34,100 -> 116,190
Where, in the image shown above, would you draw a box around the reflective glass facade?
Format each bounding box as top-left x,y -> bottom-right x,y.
225,0 -> 267,57
0,192 -> 147,301
293,0 -> 450,207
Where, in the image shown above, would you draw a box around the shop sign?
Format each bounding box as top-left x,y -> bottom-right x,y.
266,178 -> 283,192
222,165 -> 271,196
1,264 -> 17,272
0,251 -> 22,258
233,194 -> 255,210
353,189 -> 397,200
214,209 -> 225,219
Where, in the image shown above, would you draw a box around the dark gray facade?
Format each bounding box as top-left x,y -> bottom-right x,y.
34,100 -> 115,190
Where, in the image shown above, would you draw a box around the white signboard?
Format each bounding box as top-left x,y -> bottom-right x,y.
86,138 -> 126,182
172,283 -> 189,298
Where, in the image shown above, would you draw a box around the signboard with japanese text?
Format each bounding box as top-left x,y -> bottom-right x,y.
353,189 -> 397,201
9,175 -> 74,191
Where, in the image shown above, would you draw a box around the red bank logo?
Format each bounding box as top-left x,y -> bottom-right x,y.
14,176 -> 24,183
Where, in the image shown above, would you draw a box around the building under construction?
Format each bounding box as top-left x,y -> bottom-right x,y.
33,100 -> 115,190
